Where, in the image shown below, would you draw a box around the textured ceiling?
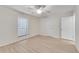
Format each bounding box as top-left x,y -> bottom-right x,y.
7,5 -> 75,17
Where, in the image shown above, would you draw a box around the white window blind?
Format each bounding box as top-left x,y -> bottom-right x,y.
17,16 -> 28,37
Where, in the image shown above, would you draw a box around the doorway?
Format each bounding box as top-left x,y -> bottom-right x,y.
60,16 -> 75,41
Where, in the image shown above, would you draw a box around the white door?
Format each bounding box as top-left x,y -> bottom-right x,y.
61,16 -> 75,41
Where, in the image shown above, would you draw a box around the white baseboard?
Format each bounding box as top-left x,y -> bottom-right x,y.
40,34 -> 60,39
0,33 -> 75,48
0,34 -> 39,47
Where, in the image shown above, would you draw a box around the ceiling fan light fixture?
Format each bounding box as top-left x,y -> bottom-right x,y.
37,9 -> 42,14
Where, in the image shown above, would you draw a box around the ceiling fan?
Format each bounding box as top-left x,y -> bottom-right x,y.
34,5 -> 46,9
34,5 -> 46,14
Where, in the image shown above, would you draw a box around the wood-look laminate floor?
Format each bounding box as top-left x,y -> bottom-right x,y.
0,35 -> 78,53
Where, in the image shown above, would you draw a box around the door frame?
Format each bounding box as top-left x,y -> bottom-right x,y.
60,16 -> 75,41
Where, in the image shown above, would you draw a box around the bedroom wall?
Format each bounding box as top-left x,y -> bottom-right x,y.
39,15 -> 60,38
0,6 -> 39,46
75,6 -> 79,49
39,11 -> 74,39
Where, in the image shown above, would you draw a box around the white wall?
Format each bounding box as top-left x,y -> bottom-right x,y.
40,15 -> 60,38
75,6 -> 79,49
39,12 -> 75,39
0,6 -> 39,46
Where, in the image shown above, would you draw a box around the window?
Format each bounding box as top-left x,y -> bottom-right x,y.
17,16 -> 28,37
